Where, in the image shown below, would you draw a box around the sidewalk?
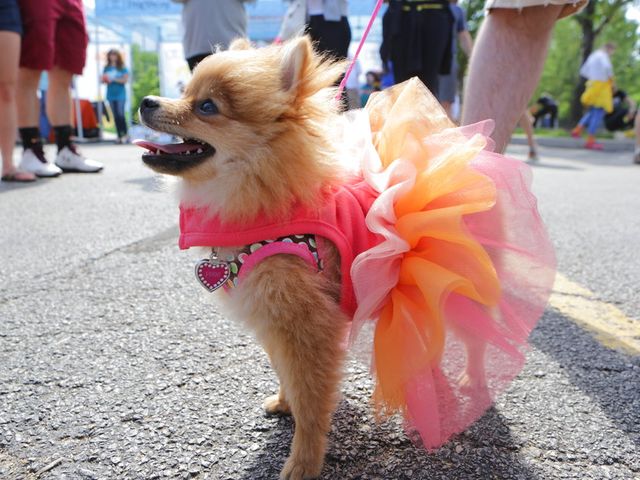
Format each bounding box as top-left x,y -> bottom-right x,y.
511,133 -> 635,152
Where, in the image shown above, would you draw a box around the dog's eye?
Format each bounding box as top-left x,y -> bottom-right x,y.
197,99 -> 219,115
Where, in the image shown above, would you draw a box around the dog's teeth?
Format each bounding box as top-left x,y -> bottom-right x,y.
197,148 -> 203,154
185,151 -> 191,155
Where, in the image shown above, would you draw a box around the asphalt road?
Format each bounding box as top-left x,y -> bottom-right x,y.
1,143 -> 638,480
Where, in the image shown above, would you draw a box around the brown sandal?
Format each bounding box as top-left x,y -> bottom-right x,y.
1,169 -> 37,182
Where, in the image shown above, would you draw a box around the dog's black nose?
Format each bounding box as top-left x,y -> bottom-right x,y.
140,96 -> 160,112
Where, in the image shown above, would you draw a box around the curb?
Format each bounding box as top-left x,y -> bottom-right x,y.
510,134 -> 635,152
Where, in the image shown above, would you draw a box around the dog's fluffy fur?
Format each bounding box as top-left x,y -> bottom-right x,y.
140,37 -> 352,479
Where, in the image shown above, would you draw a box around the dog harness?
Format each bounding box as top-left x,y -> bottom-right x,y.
179,179 -> 381,315
215,234 -> 322,290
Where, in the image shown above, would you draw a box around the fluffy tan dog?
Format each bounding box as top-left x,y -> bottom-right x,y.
138,37 -> 350,479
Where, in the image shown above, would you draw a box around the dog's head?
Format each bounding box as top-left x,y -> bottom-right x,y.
136,36 -> 346,223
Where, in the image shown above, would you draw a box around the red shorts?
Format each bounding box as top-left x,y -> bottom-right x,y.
18,0 -> 88,74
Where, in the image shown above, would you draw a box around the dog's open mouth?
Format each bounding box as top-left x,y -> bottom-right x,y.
134,138 -> 215,173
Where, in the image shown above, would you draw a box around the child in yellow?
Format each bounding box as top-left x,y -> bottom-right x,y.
571,43 -> 616,150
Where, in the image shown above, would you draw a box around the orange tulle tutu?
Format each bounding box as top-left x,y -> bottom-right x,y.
347,78 -> 556,449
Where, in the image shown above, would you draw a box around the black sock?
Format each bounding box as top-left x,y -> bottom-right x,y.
53,125 -> 73,152
19,127 -> 43,151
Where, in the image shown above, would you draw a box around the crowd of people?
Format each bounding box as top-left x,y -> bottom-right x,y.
2,0 -> 639,184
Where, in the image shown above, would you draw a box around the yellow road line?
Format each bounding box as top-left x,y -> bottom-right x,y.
549,273 -> 640,356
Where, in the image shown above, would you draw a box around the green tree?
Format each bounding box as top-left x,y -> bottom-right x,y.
458,0 -> 485,87
130,44 -> 160,122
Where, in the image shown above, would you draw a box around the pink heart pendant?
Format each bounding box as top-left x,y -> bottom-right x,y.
195,259 -> 231,292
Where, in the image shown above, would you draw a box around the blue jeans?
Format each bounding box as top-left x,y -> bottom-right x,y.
578,107 -> 605,136
109,99 -> 128,138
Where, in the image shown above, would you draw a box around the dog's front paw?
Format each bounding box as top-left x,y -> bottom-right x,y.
263,394 -> 291,415
280,455 -> 323,480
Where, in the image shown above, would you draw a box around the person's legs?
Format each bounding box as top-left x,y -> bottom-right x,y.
586,107 -> 605,136
583,107 -> 605,150
109,99 -> 127,139
462,5 -> 563,153
15,67 -> 61,176
634,110 -> 640,164
187,54 -> 209,72
46,66 -> 73,129
45,0 -> 101,172
46,66 -> 81,159
306,16 -> 351,60
439,65 -> 458,121
550,104 -> 558,128
0,31 -> 34,181
571,108 -> 593,137
532,110 -> 541,128
518,111 -> 538,161
16,68 -> 41,129
306,15 -> 351,109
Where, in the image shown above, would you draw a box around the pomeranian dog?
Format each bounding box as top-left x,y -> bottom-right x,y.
138,37 -> 353,479
136,32 -> 558,480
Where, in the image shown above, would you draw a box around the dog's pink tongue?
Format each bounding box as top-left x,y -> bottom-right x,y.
133,139 -> 198,154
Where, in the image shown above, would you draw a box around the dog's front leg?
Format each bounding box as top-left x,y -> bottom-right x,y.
237,255 -> 347,480
262,350 -> 291,415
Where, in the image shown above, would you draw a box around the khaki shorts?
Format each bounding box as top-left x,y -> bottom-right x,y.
485,0 -> 587,18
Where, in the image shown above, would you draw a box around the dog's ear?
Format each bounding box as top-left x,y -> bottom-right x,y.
279,36 -> 346,98
280,36 -> 313,93
229,38 -> 251,51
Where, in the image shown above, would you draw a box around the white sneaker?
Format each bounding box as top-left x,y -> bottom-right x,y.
55,146 -> 103,173
18,147 -> 62,177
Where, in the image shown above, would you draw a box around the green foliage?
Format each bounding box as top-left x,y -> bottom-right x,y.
534,3 -> 640,125
130,44 -> 160,123
461,0 -> 486,37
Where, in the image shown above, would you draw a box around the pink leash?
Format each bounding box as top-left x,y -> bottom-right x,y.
335,0 -> 385,100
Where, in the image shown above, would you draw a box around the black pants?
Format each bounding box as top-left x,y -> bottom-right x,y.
389,4 -> 453,95
306,15 -> 351,109
306,15 -> 351,60
604,107 -> 636,132
187,53 -> 209,72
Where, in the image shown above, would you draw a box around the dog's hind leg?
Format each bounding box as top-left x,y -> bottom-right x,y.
237,255 -> 347,480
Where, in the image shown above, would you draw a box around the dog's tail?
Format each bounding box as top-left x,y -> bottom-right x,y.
349,78 -> 556,449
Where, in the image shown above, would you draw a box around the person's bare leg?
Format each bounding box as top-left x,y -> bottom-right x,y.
518,111 -> 538,160
634,110 -> 640,164
16,68 -> 41,128
46,65 -> 102,172
46,66 -> 73,125
0,31 -> 33,179
462,6 -> 563,153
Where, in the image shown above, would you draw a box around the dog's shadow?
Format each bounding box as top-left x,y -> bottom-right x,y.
240,399 -> 537,479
